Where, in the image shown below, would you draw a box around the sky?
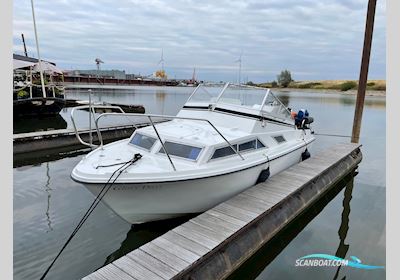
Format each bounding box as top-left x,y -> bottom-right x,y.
13,0 -> 386,83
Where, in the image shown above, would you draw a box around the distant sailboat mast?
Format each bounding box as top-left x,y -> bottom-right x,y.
158,49 -> 165,72
30,0 -> 46,98
235,50 -> 243,85
192,67 -> 196,83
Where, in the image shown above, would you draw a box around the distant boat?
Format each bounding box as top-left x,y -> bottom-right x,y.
13,0 -> 66,119
13,54 -> 66,118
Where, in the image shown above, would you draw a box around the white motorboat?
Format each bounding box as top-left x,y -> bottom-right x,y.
71,83 -> 315,224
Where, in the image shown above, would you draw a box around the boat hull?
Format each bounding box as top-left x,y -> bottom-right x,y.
82,144 -> 307,224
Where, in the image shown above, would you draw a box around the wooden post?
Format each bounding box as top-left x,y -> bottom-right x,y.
351,0 -> 377,143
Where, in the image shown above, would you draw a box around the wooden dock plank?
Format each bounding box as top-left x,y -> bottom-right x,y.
113,256 -> 163,280
265,173 -> 306,186
172,224 -> 219,250
288,165 -> 324,177
249,184 -> 288,200
242,187 -> 283,206
237,192 -> 277,210
299,159 -> 331,170
161,231 -> 209,256
181,221 -> 230,243
195,212 -> 243,231
255,182 -> 293,196
213,202 -> 258,222
265,179 -> 308,195
191,212 -> 241,234
269,172 -> 313,185
281,169 -> 315,180
126,249 -> 178,279
151,236 -> 201,264
84,264 -> 137,280
207,209 -> 248,227
225,193 -> 272,214
140,242 -> 191,272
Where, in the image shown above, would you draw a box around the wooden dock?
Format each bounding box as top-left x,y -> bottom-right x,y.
83,143 -> 362,280
13,124 -> 137,155
13,119 -> 169,155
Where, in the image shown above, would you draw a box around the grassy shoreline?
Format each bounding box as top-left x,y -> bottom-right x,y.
258,80 -> 386,96
274,87 -> 385,97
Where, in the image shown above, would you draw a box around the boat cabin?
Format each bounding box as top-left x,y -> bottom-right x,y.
126,84 -> 297,168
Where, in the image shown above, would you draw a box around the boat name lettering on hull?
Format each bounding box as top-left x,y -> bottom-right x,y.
113,184 -> 162,191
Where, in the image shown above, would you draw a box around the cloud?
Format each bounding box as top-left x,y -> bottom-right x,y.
13,0 -> 386,82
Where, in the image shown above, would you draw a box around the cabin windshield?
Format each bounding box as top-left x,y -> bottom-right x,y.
186,84 -> 223,104
159,141 -> 202,161
187,84 -> 265,109
186,83 -> 292,121
262,91 -> 292,120
129,133 -> 157,151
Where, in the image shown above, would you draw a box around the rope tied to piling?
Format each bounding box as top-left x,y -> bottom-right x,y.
313,132 -> 351,138
40,153 -> 142,280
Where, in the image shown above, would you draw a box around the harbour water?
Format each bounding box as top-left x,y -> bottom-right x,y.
13,86 -> 385,279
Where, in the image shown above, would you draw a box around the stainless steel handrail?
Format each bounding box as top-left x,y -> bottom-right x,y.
94,112 -> 245,171
147,116 -> 176,171
70,105 -> 125,149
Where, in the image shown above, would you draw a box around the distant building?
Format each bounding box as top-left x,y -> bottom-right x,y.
65,69 -> 126,79
126,74 -> 141,80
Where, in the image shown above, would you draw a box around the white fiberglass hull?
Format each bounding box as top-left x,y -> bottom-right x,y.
82,144 -> 307,224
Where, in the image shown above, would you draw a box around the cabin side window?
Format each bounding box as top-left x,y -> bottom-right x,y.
257,139 -> 266,148
130,133 -> 157,150
159,142 -> 202,160
238,140 -> 256,151
273,135 -> 286,144
211,138 -> 267,160
238,139 -> 267,152
211,146 -> 237,159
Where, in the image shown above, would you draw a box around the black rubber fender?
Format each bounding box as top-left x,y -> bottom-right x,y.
301,149 -> 311,161
256,167 -> 270,184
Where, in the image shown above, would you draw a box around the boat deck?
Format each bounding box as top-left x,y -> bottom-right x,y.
83,142 -> 362,280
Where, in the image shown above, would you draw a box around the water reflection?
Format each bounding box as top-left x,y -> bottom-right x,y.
13,113 -> 67,134
332,177 -> 354,280
276,92 -> 386,110
155,91 -> 167,115
44,162 -> 53,232
13,147 -> 91,168
227,172 -> 356,280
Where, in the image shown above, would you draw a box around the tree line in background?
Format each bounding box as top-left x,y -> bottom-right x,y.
246,70 -> 292,88
246,70 -> 385,91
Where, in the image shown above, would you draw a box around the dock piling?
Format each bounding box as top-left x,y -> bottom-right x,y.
351,0 -> 377,143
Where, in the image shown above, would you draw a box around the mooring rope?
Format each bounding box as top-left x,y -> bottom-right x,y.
40,153 -> 142,280
96,160 -> 136,169
313,132 -> 351,138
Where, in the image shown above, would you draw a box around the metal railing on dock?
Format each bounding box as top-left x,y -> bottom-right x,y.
13,123 -> 152,155
83,143 -> 362,280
